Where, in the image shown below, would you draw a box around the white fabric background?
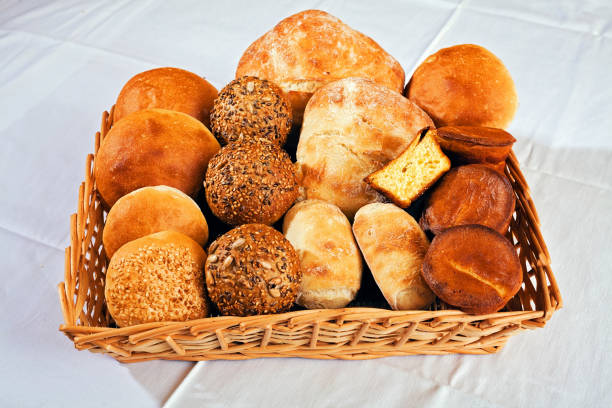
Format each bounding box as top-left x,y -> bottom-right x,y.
0,1 -> 610,407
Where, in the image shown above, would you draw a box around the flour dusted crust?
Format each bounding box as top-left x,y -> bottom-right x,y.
296,77 -> 434,219
236,10 -> 405,124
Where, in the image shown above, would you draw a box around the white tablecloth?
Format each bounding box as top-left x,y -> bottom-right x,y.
1,1 -> 610,407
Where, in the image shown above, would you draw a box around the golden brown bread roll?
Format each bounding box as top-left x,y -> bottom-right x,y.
236,10 -> 405,124
105,231 -> 209,327
94,109 -> 220,207
204,140 -> 298,225
420,164 -> 515,235
210,76 -> 292,146
436,126 -> 516,166
102,186 -> 208,259
205,224 -> 301,316
296,77 -> 434,219
114,67 -> 218,127
283,200 -> 362,309
353,203 -> 435,310
406,44 -> 517,129
421,225 -> 522,314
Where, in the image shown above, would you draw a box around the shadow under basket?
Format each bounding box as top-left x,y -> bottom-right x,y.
58,107 -> 562,363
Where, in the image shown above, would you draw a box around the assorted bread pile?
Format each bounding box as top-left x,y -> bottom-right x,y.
95,10 -> 524,327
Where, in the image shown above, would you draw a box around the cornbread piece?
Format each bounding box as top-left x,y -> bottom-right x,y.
436,126 -> 516,166
421,164 -> 515,235
103,186 -> 208,259
94,109 -> 220,207
406,44 -> 518,128
353,203 -> 435,310
104,231 -> 208,327
236,10 -> 405,125
205,224 -> 301,316
296,77 -> 434,219
283,200 -> 362,309
204,140 -> 298,225
365,128 -> 450,208
422,225 -> 522,314
210,76 -> 292,146
114,67 -> 218,127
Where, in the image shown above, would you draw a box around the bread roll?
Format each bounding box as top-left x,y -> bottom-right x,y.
406,44 -> 517,128
236,10 -> 405,124
94,109 -> 220,207
204,140 -> 298,225
436,126 -> 516,166
296,77 -> 434,218
205,224 -> 301,316
102,186 -> 208,258
105,231 -> 209,327
114,67 -> 218,127
353,203 -> 435,310
422,225 -> 522,314
283,200 -> 362,309
420,164 -> 515,235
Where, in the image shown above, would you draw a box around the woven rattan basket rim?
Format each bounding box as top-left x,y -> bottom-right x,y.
57,107 -> 562,362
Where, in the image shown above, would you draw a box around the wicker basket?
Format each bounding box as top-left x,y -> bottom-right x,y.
58,107 -> 562,362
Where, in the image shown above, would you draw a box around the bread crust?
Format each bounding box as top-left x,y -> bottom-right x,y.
105,231 -> 209,327
353,203 -> 435,310
406,44 -> 517,128
102,186 -> 208,258
422,225 -> 522,314
420,164 -> 515,235
114,67 -> 218,127
296,77 -> 433,219
236,10 -> 405,124
436,126 -> 516,165
283,199 -> 362,309
94,109 -> 220,207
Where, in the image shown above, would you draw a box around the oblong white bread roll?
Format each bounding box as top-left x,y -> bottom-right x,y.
353,203 -> 434,310
283,199 -> 362,309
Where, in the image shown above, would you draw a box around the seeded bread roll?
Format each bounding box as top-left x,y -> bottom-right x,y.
205,224 -> 301,316
236,10 -> 405,124
422,225 -> 522,314
353,203 -> 435,310
94,109 -> 220,207
210,76 -> 292,146
283,200 -> 362,309
204,140 -> 298,225
102,186 -> 208,259
105,231 -> 209,327
406,44 -> 517,128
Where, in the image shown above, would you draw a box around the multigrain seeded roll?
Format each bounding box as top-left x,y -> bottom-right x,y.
104,231 -> 209,327
205,224 -> 301,316
210,76 -> 292,146
204,140 -> 298,225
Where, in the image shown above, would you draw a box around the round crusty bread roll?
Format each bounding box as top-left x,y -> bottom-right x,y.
94,108 -> 220,207
114,67 -> 218,128
283,199 -> 362,309
406,44 -> 517,129
353,203 -> 435,310
103,186 -> 208,259
105,231 -> 209,327
296,77 -> 434,219
236,10 -> 405,125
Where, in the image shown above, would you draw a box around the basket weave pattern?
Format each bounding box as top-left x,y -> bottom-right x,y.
58,108 -> 562,362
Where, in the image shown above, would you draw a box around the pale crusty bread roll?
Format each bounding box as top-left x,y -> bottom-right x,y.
103,186 -> 208,259
94,109 -> 220,207
283,200 -> 362,309
353,203 -> 435,310
105,231 -> 209,327
236,10 -> 405,124
114,67 -> 218,128
296,77 -> 434,219
406,44 -> 517,129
